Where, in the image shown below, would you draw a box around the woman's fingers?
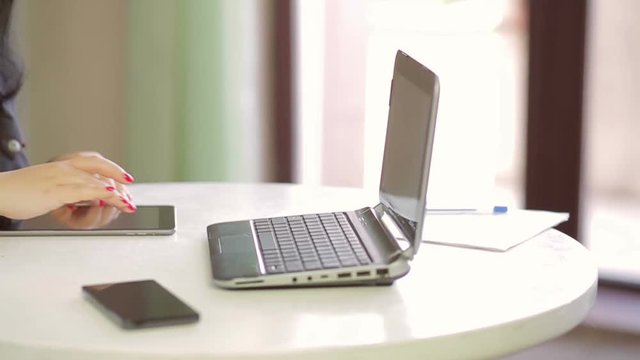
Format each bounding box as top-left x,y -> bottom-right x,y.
119,182 -> 134,203
54,153 -> 136,208
66,153 -> 135,186
91,186 -> 136,213
51,161 -> 136,212
57,173 -> 136,213
102,176 -> 134,203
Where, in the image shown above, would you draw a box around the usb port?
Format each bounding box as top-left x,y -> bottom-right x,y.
376,268 -> 389,276
356,271 -> 371,277
337,272 -> 352,278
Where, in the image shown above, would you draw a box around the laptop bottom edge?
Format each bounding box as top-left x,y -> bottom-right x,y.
212,261 -> 411,289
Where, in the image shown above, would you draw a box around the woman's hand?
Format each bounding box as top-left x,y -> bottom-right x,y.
49,151 -> 134,205
0,152 -> 137,220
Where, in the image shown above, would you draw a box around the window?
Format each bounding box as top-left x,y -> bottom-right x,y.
584,0 -> 640,285
295,0 -> 527,210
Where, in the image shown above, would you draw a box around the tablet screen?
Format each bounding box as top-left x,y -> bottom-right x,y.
0,205 -> 175,236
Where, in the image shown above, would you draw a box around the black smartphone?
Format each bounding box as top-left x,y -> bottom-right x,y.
83,279 -> 199,329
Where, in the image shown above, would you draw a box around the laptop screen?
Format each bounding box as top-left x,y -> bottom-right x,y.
379,50 -> 439,256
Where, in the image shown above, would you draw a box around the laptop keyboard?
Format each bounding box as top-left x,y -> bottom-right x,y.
253,212 -> 372,274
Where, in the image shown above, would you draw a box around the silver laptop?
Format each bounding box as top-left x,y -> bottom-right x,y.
207,50 -> 439,288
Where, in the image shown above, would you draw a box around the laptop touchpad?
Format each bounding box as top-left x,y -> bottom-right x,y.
220,234 -> 253,254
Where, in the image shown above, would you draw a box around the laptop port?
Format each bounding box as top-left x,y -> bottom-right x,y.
337,272 -> 352,278
376,268 -> 389,276
235,279 -> 264,285
356,271 -> 371,277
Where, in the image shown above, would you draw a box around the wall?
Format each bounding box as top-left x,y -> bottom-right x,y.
14,0 -> 273,182
16,0 -> 127,166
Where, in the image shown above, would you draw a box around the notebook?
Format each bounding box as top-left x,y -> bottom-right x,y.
206,50 -> 440,288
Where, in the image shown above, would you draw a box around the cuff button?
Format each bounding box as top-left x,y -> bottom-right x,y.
7,139 -> 24,153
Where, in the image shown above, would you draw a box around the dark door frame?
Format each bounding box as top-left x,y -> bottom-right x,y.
525,0 -> 588,241
271,0 -> 295,183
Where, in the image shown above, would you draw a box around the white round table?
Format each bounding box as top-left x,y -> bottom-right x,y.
0,183 -> 597,359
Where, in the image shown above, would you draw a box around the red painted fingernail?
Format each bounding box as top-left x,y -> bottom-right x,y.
99,200 -> 105,207
123,173 -> 134,183
120,197 -> 137,212
106,186 -> 115,192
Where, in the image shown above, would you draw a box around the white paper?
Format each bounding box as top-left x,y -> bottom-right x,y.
421,209 -> 570,251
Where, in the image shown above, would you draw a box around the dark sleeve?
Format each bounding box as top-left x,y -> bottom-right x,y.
0,98 -> 28,228
0,98 -> 27,171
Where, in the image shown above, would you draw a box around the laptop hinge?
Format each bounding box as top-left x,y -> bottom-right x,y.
350,206 -> 404,263
370,204 -> 415,261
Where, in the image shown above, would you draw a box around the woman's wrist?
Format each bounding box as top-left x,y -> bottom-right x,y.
0,171 -> 13,218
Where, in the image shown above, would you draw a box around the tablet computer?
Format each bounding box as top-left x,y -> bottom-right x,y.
0,205 -> 176,236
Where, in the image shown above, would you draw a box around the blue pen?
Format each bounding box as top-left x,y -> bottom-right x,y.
426,205 -> 508,215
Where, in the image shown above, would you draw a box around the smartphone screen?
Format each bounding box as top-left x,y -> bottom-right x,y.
83,279 -> 199,329
0,205 -> 175,236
